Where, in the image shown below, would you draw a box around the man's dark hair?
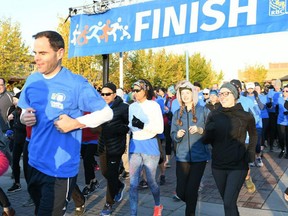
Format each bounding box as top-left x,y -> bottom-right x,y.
33,31 -> 65,51
156,87 -> 166,93
0,78 -> 5,84
193,81 -> 201,89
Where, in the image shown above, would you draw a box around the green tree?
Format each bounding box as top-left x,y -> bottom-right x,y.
240,64 -> 267,84
0,18 -> 31,82
187,52 -> 223,88
152,49 -> 186,88
123,50 -> 223,89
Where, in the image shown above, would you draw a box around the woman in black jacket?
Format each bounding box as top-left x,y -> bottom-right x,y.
203,82 -> 257,216
98,82 -> 129,216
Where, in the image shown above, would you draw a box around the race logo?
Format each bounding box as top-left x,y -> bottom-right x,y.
269,0 -> 288,16
50,93 -> 66,110
70,17 -> 131,46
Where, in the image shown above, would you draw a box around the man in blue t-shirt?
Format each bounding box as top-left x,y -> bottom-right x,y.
18,31 -> 113,216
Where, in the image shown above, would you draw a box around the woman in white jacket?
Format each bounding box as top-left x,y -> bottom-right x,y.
128,79 -> 164,216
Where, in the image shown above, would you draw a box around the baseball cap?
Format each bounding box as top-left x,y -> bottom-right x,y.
102,82 -> 117,93
245,82 -> 255,90
230,79 -> 242,90
203,88 -> 210,94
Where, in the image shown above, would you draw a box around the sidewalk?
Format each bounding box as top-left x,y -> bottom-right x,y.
1,148 -> 288,216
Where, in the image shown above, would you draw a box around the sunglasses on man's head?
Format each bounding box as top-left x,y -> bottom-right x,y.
132,89 -> 141,93
101,92 -> 113,96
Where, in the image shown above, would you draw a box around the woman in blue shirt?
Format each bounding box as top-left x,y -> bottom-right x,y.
277,85 -> 288,158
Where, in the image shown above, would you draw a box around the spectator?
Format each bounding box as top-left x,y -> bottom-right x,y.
267,79 -> 282,152
0,130 -> 15,216
254,82 -> 270,157
154,89 -> 167,186
211,83 -> 219,91
119,134 -> 130,180
244,82 -> 265,166
205,90 -> 220,111
277,85 -> 288,158
202,88 -> 210,103
163,85 -> 177,168
81,112 -> 100,196
0,78 -> 13,133
7,92 -> 26,193
21,126 -> 34,207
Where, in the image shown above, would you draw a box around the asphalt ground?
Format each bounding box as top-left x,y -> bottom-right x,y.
1,145 -> 288,216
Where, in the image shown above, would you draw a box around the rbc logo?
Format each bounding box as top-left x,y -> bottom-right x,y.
269,0 -> 288,16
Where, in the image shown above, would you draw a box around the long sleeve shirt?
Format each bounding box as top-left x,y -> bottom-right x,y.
128,99 -> 164,140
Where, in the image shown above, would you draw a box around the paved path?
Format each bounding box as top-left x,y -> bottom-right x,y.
1,147 -> 288,215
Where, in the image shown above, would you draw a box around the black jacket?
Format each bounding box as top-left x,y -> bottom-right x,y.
205,102 -> 221,111
98,96 -> 129,156
0,91 -> 13,132
202,103 -> 257,170
11,108 -> 26,144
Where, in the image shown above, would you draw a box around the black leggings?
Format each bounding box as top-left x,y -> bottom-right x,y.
268,112 -> 278,147
212,168 -> 248,216
277,124 -> 288,152
99,153 -> 122,205
81,144 -> 98,185
261,118 -> 269,146
0,187 -> 10,208
12,138 -> 25,184
164,124 -> 173,156
23,140 -> 29,184
176,161 -> 206,216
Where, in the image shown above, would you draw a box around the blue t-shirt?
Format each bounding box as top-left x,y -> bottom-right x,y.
246,95 -> 262,128
258,94 -> 269,119
130,138 -> 160,155
198,92 -> 206,107
238,95 -> 260,143
277,96 -> 288,126
171,99 -> 180,114
267,90 -> 281,113
18,68 -> 107,177
238,95 -> 260,124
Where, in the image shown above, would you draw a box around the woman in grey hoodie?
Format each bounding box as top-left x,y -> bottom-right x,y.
170,80 -> 210,216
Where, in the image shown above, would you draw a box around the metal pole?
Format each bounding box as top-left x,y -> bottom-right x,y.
186,50 -> 189,81
102,54 -> 109,85
119,52 -> 123,88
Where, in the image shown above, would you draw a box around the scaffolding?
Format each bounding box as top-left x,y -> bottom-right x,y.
65,0 -> 153,22
68,0 -> 152,16
66,0 -> 154,86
